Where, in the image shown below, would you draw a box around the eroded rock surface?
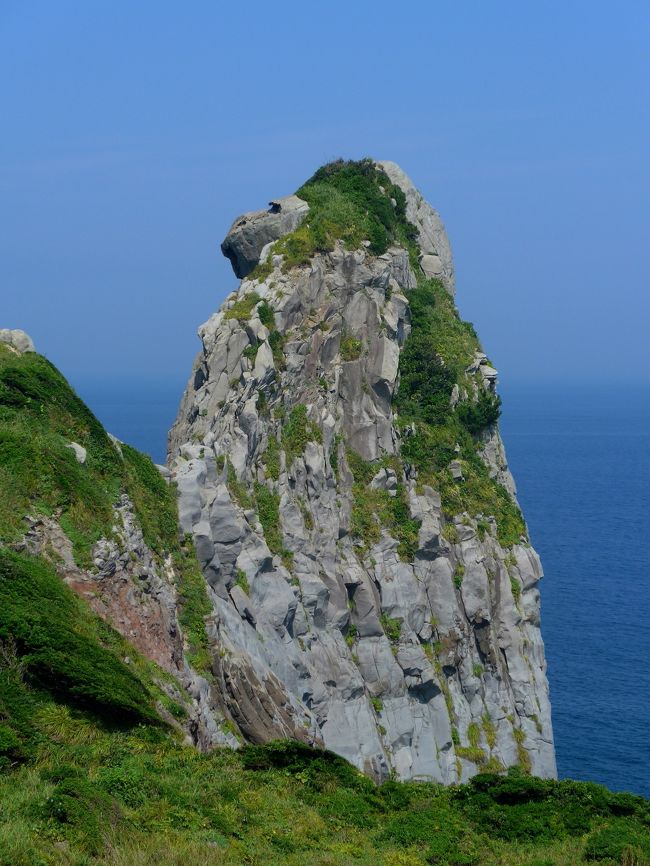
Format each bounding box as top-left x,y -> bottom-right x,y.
19,498 -> 237,752
168,161 -> 555,782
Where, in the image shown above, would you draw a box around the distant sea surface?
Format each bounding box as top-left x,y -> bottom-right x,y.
77,379 -> 650,798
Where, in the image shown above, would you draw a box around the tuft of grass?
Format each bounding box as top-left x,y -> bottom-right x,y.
346,450 -> 421,560
340,332 -> 363,361
223,292 -> 261,322
281,405 -> 322,468
509,573 -> 522,603
235,569 -> 250,595
249,258 -> 274,282
512,727 -> 532,774
380,613 -> 402,645
226,460 -> 254,511
262,434 -> 281,480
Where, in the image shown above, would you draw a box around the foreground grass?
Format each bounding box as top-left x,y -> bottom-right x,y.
1,716 -> 648,866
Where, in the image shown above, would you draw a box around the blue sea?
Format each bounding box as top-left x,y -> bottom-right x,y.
76,379 -> 650,798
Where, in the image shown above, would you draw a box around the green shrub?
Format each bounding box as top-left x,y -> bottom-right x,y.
380,614 -> 402,644
281,405 -> 322,467
262,434 -> 281,480
242,343 -> 258,362
268,329 -> 286,369
456,390 -> 502,436
340,332 -> 363,361
584,821 -> 650,862
257,300 -> 275,328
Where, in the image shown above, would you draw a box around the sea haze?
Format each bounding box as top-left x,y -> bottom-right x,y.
76,378 -> 650,798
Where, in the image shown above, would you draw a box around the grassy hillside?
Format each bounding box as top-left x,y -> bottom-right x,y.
1,710 -> 648,866
0,342 -> 211,672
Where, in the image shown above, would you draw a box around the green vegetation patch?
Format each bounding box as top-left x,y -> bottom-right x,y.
0,345 -> 213,674
223,291 -> 261,322
0,549 -> 157,741
0,345 -> 123,566
347,450 -> 421,560
269,158 -> 420,272
262,433 -> 281,480
395,279 -> 525,547
281,404 -> 322,467
340,331 -> 364,361
253,482 -> 292,568
455,771 -> 650,849
0,716 -> 648,866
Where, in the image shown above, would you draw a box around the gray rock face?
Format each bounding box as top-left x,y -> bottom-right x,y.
168,163 -> 555,782
221,195 -> 309,278
376,160 -> 455,295
0,328 -> 35,354
66,441 -> 87,464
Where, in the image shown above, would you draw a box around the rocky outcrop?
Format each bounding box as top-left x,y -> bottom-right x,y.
168,161 -> 555,782
0,328 -> 35,354
376,160 -> 455,295
221,195 -> 309,278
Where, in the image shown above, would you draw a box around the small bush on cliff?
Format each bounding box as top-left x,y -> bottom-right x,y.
456,389 -> 502,435
281,404 -> 322,467
340,331 -> 364,361
347,450 -> 421,560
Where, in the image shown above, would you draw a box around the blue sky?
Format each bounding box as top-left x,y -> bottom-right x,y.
2,1 -> 649,388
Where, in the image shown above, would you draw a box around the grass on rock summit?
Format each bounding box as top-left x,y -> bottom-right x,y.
252,158 -> 525,548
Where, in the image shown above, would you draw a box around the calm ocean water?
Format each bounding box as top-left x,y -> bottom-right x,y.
76,379 -> 650,797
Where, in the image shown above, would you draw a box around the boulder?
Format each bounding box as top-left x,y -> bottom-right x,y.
0,328 -> 35,353
221,195 -> 309,278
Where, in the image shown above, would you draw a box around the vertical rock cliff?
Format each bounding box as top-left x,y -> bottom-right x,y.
168,159 -> 555,782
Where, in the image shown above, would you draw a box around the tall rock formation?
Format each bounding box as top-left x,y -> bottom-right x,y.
168,159 -> 555,782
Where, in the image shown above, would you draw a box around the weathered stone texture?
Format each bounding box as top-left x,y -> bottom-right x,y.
167,163 -> 555,781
